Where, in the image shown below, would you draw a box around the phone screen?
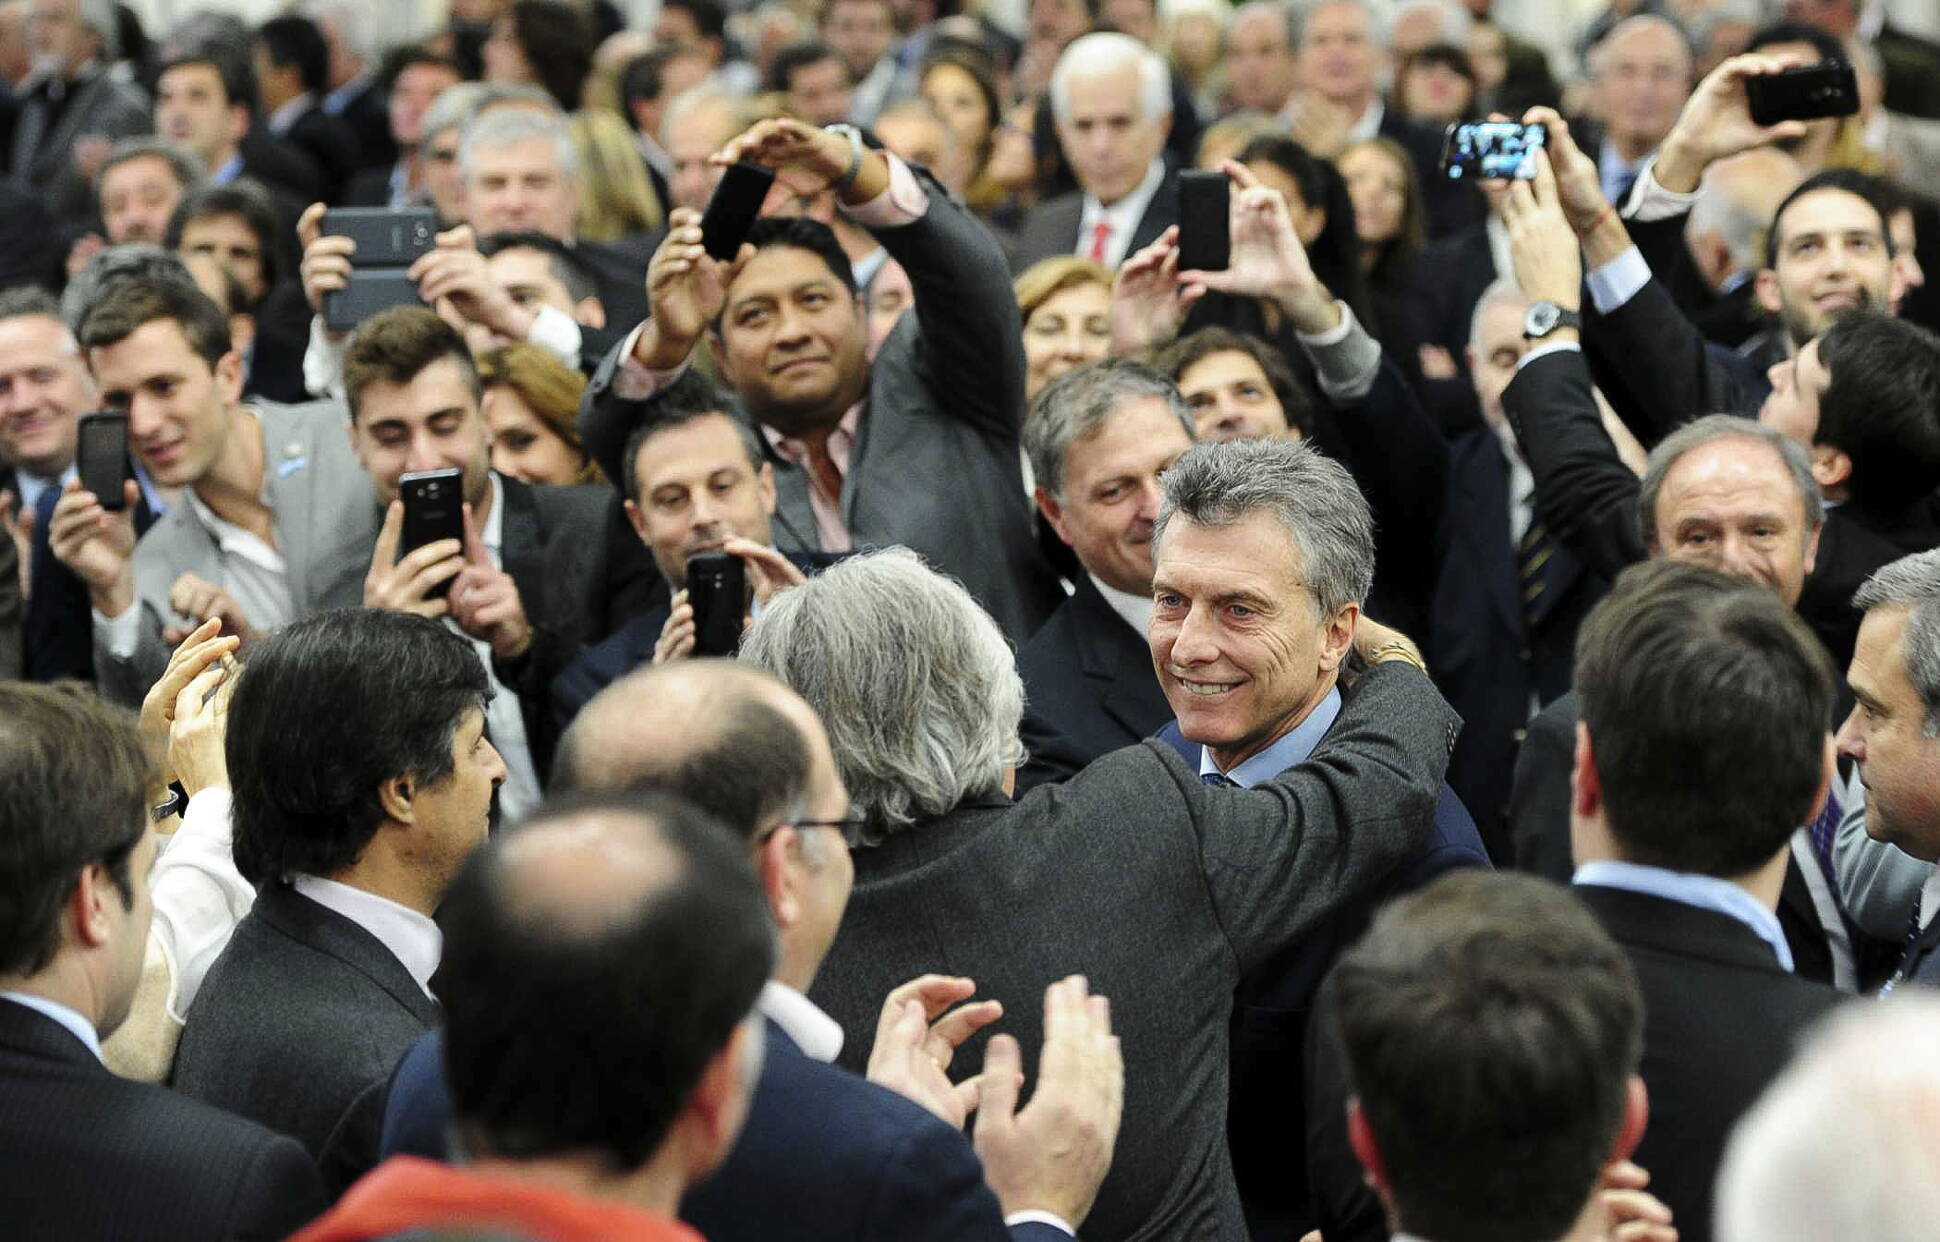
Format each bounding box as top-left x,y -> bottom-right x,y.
1443,122 -> 1546,181
76,412 -> 130,510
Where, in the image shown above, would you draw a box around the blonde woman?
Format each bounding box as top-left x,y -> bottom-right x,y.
569,109 -> 665,241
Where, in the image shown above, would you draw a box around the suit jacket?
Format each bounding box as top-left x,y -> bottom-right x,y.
5,466 -> 159,683
1576,885 -> 1843,1242
1006,177 -> 1178,275
284,105 -> 363,204
489,474 -> 658,779
1014,573 -> 1171,778
1879,21 -> 1940,121
574,233 -> 658,330
238,125 -> 324,207
809,664 -> 1460,1242
1155,720 -> 1490,1240
9,64 -> 150,231
585,168 -> 1062,643
380,1022 -> 1067,1242
1379,108 -> 1483,241
94,398 -> 379,707
332,79 -> 396,171
0,500 -> 17,678
0,998 -> 325,1242
173,884 -> 440,1181
339,163 -> 397,208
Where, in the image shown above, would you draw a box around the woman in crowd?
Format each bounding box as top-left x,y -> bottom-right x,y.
920,44 -> 1009,218
569,109 -> 664,239
477,344 -> 603,487
1234,134 -> 1370,329
1393,43 -> 1478,127
1014,257 -> 1114,405
483,0 -> 594,111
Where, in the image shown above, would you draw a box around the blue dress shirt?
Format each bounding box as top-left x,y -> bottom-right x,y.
0,992 -> 102,1060
1575,859 -> 1795,971
1199,687 -> 1343,788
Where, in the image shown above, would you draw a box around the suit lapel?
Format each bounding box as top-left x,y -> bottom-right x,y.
495,475 -> 546,613
257,886 -> 441,1026
1127,182 -> 1176,257
766,450 -> 823,552
1069,576 -> 1169,739
1456,437 -> 1523,638
257,403 -> 320,608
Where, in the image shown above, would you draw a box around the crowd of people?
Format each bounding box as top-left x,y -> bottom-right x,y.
4,0 -> 1940,1238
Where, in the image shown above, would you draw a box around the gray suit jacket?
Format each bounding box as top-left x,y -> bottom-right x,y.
95,399 -> 379,706
10,65 -> 150,227
808,664 -> 1460,1242
1005,181 -> 1179,275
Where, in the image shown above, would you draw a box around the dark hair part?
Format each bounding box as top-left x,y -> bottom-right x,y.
342,306 -> 483,422
769,38 -> 842,94
1743,20 -> 1847,68
161,47 -> 257,110
1815,311 -> 1940,514
1152,326 -> 1315,440
507,0 -> 594,112
1326,871 -> 1643,1242
165,179 -> 283,292
256,15 -> 332,96
618,47 -> 680,111
227,609 -> 491,885
435,791 -> 773,1170
78,275 -> 233,369
1762,167 -> 1894,270
618,370 -> 766,502
738,215 -> 857,297
377,43 -> 460,92
478,229 -> 601,305
660,0 -> 727,43
0,684 -> 153,977
1575,560 -> 1836,876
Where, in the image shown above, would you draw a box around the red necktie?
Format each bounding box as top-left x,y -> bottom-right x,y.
1087,220 -> 1112,264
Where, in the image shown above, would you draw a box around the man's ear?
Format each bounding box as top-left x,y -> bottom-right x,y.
1809,442 -> 1850,493
623,496 -> 649,542
227,103 -> 250,147
377,773 -> 419,826
1571,719 -> 1601,821
755,824 -> 801,931
227,312 -> 257,362
1345,1098 -> 1390,1192
1319,602 -> 1360,674
756,461 -> 777,516
575,296 -> 607,330
213,349 -> 245,405
1035,486 -> 1070,544
1608,1075 -> 1649,1166
1753,268 -> 1782,316
69,860 -> 125,951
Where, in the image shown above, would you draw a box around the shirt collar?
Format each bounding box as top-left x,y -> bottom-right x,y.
212,153 -> 243,185
759,980 -> 844,1062
323,74 -> 370,116
292,874 -> 445,998
268,91 -> 315,135
761,403 -> 864,460
0,992 -> 102,1062
1083,157 -> 1167,226
1199,685 -> 1343,787
1574,859 -> 1795,971
1346,97 -> 1384,144
1089,572 -> 1153,637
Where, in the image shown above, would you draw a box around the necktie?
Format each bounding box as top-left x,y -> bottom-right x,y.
1087,220 -> 1112,265
1518,519 -> 1554,632
1200,771 -> 1233,788
1806,787 -> 1844,881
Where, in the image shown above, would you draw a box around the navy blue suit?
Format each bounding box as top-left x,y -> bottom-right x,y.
382,1023 -> 1069,1242
1015,574 -> 1170,790
1154,717 -> 1491,1239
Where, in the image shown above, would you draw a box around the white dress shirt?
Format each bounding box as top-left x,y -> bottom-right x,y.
466,472 -> 542,821
759,979 -> 845,1062
292,874 -> 443,1000
1075,159 -> 1167,270
149,788 -> 256,1020
1345,97 -> 1385,145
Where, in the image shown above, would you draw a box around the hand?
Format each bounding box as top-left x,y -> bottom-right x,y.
0,490 -> 30,601
1418,343 -> 1459,380
1352,615 -> 1425,666
167,651 -> 236,797
632,207 -> 747,371
164,573 -> 257,647
65,233 -> 105,281
1180,161 -> 1335,333
447,503 -> 532,660
409,225 -> 534,342
1595,1161 -> 1678,1242
652,591 -> 696,664
363,500 -> 463,617
720,536 -> 806,607
139,618 -> 238,765
1500,151 -> 1582,312
46,477 -> 137,616
1110,227 -> 1204,355
1287,90 -> 1353,160
973,976 -> 1122,1226
713,116 -> 884,202
298,202 -> 355,329
1654,51 -> 1816,194
1521,108 -> 1609,234
72,134 -> 112,181
866,974 -> 1004,1128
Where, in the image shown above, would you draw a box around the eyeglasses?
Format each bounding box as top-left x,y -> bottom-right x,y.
758,812 -> 868,847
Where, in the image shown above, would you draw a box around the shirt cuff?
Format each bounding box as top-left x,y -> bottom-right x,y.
94,599 -> 142,662
302,315 -> 346,401
1517,340 -> 1582,370
1004,1210 -> 1076,1236
1624,156 -> 1700,224
526,303 -> 583,369
612,321 -> 692,401
1586,245 -> 1651,315
843,151 -> 930,229
1296,300 -> 1381,403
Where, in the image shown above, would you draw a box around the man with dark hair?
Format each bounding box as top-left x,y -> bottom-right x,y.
295,792 -> 767,1241
341,306 -> 654,806
1152,326 -> 1315,443
340,47 -> 461,208
87,136 -> 208,254
585,117 -> 1061,642
167,177 -> 314,404
254,14 -> 360,201
619,46 -> 709,208
0,682 -> 327,1241
155,48 -> 323,205
654,0 -> 757,96
771,39 -> 853,127
822,0 -> 905,125
1324,871 -> 1647,1242
174,608 -> 504,1178
46,276 -> 378,706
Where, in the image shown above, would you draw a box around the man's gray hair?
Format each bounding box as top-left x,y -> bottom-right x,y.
1154,437 -> 1376,618
420,81 -> 489,146
99,136 -> 208,197
1050,32 -> 1171,126
1586,13 -> 1693,79
1852,548 -> 1940,735
1387,0 -> 1472,47
1637,415 -> 1823,550
1718,994 -> 1940,1242
739,548 -> 1026,844
1024,359 -> 1194,499
1229,0 -> 1296,49
1292,0 -> 1387,50
661,86 -> 752,147
1467,276 -> 1529,356
460,101 -> 578,182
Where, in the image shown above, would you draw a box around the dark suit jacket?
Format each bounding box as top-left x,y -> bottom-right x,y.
239,125 -> 324,206
0,467 -> 158,684
1412,222 -> 1499,434
809,664 -> 1460,1242
9,65 -> 150,230
1015,574 -> 1170,779
574,233 -> 657,329
339,163 -> 397,208
333,80 -> 397,171
380,1022 -> 1067,1242
173,884 -> 440,1183
0,999 -> 325,1241
1879,21 -> 1940,121
284,105 -> 363,203
1006,175 -> 1178,274
1154,720 -> 1490,1240
1380,108 -> 1483,241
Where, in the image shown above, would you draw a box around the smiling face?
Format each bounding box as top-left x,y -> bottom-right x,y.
0,313 -> 89,479
1757,187 -> 1895,348
1023,281 -> 1112,401
88,318 -> 241,489
483,382 -> 583,486
1837,604 -> 1940,858
625,412 -> 777,588
1150,509 -> 1356,769
715,245 -> 869,435
348,356 -> 492,509
1039,395 -> 1193,596
1649,436 -> 1819,608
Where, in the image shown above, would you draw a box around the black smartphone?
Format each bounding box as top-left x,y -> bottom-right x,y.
686,550 -> 748,657
324,268 -> 424,334
1176,169 -> 1231,272
1746,61 -> 1859,126
322,206 -> 440,266
398,468 -> 466,599
1442,121 -> 1546,180
76,410 -> 130,510
701,162 -> 776,262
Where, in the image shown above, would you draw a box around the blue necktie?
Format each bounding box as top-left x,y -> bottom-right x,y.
1200,771 -> 1233,788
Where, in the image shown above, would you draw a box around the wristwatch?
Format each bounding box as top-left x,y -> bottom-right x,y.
824,123 -> 867,193
1523,301 -> 1583,341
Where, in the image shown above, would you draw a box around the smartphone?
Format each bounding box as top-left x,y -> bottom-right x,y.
1176,169 -> 1231,272
324,268 -> 424,334
321,206 -> 440,266
76,410 -> 130,510
686,550 -> 748,657
1442,121 -> 1547,181
701,161 -> 776,262
1746,61 -> 1859,126
398,468 -> 466,599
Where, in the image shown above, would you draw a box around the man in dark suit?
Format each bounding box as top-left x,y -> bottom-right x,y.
338,51 -> 460,209
253,15 -> 361,203
155,51 -> 323,208
738,440 -> 1462,1242
342,307 -> 655,812
388,660 -> 1117,1241
583,118 -> 1062,644
9,0 -> 150,232
173,609 -> 504,1184
1015,359 -> 1196,782
0,682 -> 326,1241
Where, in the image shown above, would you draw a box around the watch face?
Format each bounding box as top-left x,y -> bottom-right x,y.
1525,303 -> 1560,337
